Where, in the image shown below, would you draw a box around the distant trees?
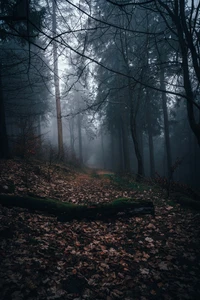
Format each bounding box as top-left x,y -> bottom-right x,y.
1,42 -> 51,157
154,0 -> 200,146
0,0 -> 50,158
0,0 -> 199,186
76,0 -> 199,180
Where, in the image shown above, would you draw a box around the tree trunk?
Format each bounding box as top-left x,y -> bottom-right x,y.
52,0 -> 64,159
146,92 -> 155,177
69,115 -> 75,153
118,122 -> 124,172
178,31 -> 200,147
121,121 -> 130,173
110,131 -> 115,171
160,68 -> 172,180
100,129 -> 106,169
77,112 -> 83,164
157,1 -> 200,146
128,78 -> 144,180
130,117 -> 144,181
0,64 -> 10,159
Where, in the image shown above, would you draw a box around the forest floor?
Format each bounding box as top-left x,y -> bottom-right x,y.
0,159 -> 200,300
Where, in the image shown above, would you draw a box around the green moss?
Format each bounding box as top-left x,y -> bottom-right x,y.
0,195 -> 154,221
90,171 -> 100,179
0,195 -> 84,215
111,175 -> 151,192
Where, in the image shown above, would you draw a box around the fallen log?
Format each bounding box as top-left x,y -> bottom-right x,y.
0,195 -> 154,221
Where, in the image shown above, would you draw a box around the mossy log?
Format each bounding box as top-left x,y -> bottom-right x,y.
0,195 -> 154,221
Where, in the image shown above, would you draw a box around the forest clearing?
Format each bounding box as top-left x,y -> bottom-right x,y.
0,159 -> 200,300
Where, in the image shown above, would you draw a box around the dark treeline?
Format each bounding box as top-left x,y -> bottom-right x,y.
0,0 -> 200,189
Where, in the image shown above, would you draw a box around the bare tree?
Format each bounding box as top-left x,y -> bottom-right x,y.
52,0 -> 64,158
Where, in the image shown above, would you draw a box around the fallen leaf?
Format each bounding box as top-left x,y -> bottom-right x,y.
158,262 -> 168,271
145,237 -> 153,243
140,268 -> 149,275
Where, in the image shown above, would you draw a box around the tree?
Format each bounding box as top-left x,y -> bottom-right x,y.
0,0 -> 46,158
156,0 -> 200,146
0,64 -> 9,158
52,0 -> 64,159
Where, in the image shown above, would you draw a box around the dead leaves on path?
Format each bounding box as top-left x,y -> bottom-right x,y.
1,201 -> 200,299
0,159 -> 200,299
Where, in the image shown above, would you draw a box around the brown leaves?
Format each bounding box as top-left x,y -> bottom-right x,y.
0,160 -> 200,299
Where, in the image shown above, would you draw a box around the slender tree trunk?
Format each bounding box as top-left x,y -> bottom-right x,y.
146,93 -> 155,177
52,0 -> 63,158
128,79 -> 144,180
121,121 -> 130,173
69,117 -> 75,153
0,64 -> 10,159
100,129 -> 105,169
77,113 -> 83,164
118,123 -> 123,172
130,115 -> 144,181
110,131 -> 115,171
138,126 -> 144,167
37,115 -> 42,154
160,68 -> 172,180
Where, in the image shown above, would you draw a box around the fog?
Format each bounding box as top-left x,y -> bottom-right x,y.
1,0 -> 200,190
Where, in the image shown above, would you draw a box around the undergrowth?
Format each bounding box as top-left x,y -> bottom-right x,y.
108,174 -> 151,192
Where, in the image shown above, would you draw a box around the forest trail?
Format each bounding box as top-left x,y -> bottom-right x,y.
95,170 -> 115,175
0,159 -> 200,299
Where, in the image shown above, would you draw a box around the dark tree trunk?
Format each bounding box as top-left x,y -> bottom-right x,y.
77,113 -> 83,164
160,68 -> 172,180
0,65 -> 10,159
100,129 -> 106,169
118,122 -> 124,172
146,93 -> 155,177
130,113 -> 144,181
138,125 -> 144,168
69,116 -> 75,153
128,78 -> 144,180
176,20 -> 200,147
110,130 -> 115,171
121,121 -> 130,173
157,0 -> 200,147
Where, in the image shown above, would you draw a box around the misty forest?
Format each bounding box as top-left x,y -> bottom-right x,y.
0,0 -> 200,299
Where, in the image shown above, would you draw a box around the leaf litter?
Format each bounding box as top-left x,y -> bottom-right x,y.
0,159 -> 200,299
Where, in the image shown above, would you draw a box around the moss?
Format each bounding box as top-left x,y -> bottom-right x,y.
0,195 -> 154,221
110,175 -> 151,192
90,171 -> 100,179
0,195 -> 84,215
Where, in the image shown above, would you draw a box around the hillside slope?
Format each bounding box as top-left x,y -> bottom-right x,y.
0,159 -> 200,299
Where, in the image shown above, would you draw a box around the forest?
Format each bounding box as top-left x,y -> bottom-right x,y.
0,0 -> 200,299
